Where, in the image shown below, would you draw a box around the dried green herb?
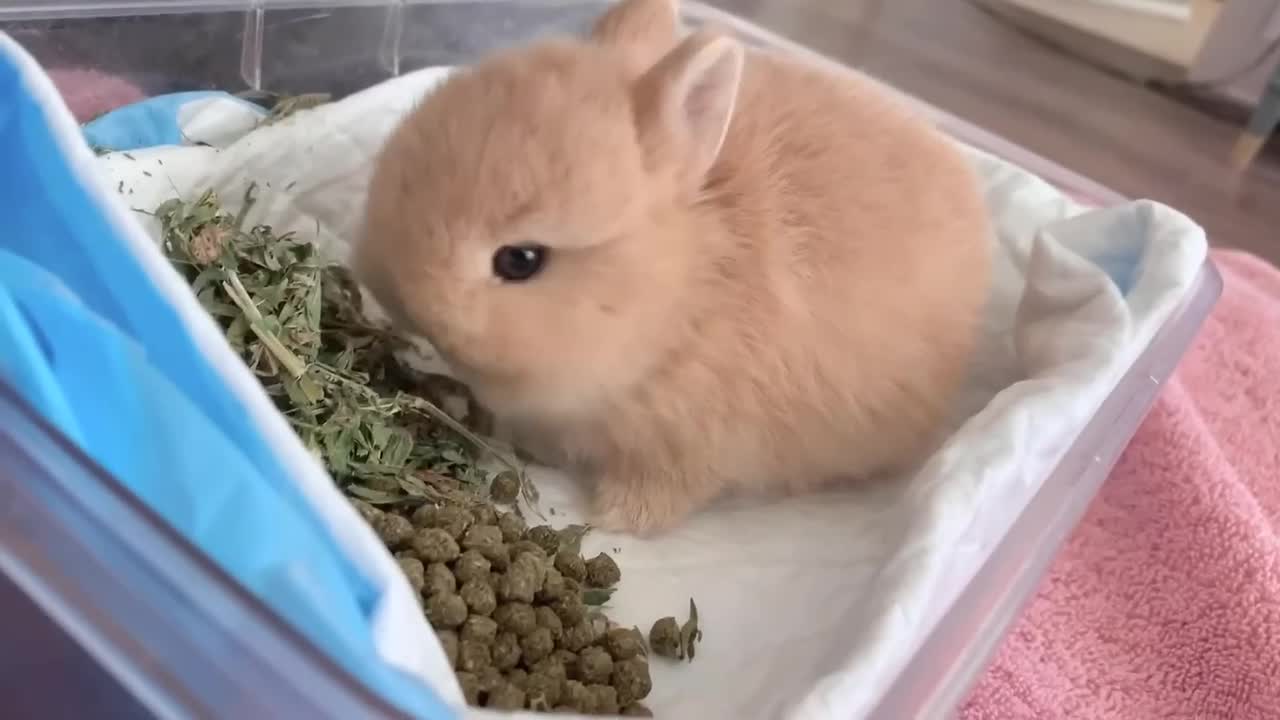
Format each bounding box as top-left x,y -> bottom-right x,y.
557,524 -> 591,554
680,597 -> 703,663
649,598 -> 702,663
152,186 -> 527,499
231,91 -> 335,127
582,588 -> 616,607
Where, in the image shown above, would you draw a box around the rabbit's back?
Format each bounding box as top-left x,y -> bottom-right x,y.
657,49 -> 993,489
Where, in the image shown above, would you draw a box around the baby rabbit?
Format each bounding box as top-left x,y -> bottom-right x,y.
355,0 -> 992,536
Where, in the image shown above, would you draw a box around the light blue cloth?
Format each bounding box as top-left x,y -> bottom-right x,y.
82,90 -> 265,150
0,40 -> 452,720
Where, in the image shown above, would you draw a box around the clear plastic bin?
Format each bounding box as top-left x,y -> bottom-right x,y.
0,2 -> 1223,718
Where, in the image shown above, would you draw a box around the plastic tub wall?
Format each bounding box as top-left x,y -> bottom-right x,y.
0,3 -> 1223,718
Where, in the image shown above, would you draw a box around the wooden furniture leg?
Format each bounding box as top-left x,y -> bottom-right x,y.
1231,58 -> 1280,171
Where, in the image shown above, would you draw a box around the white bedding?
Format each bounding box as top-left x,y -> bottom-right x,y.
96,66 -> 1207,719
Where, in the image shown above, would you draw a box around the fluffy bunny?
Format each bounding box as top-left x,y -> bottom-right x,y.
355,0 -> 992,536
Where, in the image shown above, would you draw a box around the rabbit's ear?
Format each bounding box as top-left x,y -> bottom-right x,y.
634,30 -> 744,182
591,0 -> 680,69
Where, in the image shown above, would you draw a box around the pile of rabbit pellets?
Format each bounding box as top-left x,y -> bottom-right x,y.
354,490 -> 661,716
151,185 -> 685,715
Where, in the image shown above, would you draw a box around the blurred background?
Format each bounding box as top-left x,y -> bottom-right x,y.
4,0 -> 1277,261
709,0 -> 1279,262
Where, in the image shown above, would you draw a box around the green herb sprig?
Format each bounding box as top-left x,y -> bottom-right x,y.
152,185 -> 532,507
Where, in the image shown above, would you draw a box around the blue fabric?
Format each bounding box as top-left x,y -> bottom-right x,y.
0,42 -> 451,720
82,90 -> 265,151
1053,203 -> 1152,298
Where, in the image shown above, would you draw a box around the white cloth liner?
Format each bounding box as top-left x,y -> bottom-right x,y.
95,65 -> 1207,719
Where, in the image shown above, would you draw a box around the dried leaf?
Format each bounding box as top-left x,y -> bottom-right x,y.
582,588 -> 615,607
345,485 -> 407,505
679,598 -> 702,663
382,427 -> 415,468
632,625 -> 649,658
558,524 -> 592,555
259,92 -> 333,126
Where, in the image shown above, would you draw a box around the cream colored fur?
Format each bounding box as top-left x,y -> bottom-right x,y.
355,0 -> 992,536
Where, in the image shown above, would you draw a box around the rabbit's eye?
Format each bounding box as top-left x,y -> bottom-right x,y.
492,244 -> 547,282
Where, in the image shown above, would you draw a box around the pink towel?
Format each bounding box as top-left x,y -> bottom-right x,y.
44,68 -> 145,123
962,248 -> 1280,720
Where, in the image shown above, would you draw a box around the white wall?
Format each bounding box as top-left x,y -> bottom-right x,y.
1190,0 -> 1280,105
1077,0 -> 1195,21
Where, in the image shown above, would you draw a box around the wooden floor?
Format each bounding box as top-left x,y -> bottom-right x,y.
708,0 -> 1280,263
